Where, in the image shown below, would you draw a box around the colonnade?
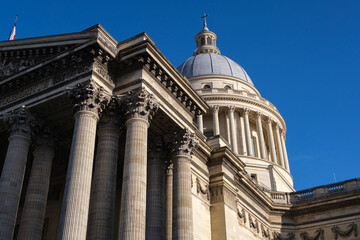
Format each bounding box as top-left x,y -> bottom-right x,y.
0,82 -> 199,240
197,105 -> 289,170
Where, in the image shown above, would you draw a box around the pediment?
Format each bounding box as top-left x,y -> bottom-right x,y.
0,44 -> 76,80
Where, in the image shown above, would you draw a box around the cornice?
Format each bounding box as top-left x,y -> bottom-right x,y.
116,33 -> 209,115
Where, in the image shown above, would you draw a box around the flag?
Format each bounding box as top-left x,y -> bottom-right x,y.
9,15 -> 18,41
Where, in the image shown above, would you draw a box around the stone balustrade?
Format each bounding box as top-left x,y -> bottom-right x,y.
266,178 -> 360,204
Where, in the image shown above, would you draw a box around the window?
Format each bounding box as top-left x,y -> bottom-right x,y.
224,85 -> 231,90
207,37 -> 211,45
201,37 -> 205,45
203,84 -> 211,89
204,131 -> 214,138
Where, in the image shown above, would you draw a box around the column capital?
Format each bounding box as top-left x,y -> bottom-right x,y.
266,116 -> 273,124
33,122 -> 56,149
123,88 -> 158,123
212,105 -> 219,113
148,136 -> 169,165
242,107 -> 250,115
171,129 -> 199,157
227,106 -> 235,114
255,111 -> 262,119
98,97 -> 123,131
275,122 -> 280,130
68,80 -> 111,116
4,105 -> 37,139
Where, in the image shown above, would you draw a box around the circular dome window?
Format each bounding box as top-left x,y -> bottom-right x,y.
224,85 -> 231,90
203,84 -> 211,89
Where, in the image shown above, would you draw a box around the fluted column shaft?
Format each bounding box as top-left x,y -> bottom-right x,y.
87,112 -> 120,240
275,124 -> 285,168
197,115 -> 203,133
58,111 -> 99,240
243,108 -> 253,156
212,106 -> 220,135
58,81 -> 110,240
118,88 -> 158,240
0,106 -> 34,240
165,166 -> 173,240
18,133 -> 54,240
172,130 -> 198,240
146,155 -> 166,240
255,113 -> 266,159
239,111 -> 247,155
119,118 -> 149,239
172,155 -> 193,240
266,118 -> 277,164
281,133 -> 290,171
228,106 -> 238,154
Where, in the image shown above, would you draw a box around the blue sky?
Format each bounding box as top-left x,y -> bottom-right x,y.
1,0 -> 359,190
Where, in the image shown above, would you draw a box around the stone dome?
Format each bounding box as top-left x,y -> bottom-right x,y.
177,53 -> 253,85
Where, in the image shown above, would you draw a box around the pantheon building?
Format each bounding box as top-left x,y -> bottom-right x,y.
0,21 -> 359,240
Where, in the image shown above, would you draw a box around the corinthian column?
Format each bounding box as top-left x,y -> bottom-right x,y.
146,139 -> 167,240
57,81 -> 110,240
227,106 -> 238,154
266,117 -> 277,164
0,106 -> 36,240
275,123 -> 285,168
243,108 -> 253,156
255,112 -> 266,159
18,124 -> 55,240
87,98 -> 121,240
118,88 -> 158,240
212,105 -> 220,136
165,164 -> 173,240
171,130 -> 198,240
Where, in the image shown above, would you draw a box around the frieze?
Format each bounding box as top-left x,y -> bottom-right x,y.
332,223 -> 358,240
0,79 -> 50,107
196,177 -> 210,200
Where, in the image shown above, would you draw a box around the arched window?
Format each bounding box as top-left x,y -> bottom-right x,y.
207,37 -> 211,45
201,37 -> 205,45
224,85 -> 231,90
203,84 -> 211,89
